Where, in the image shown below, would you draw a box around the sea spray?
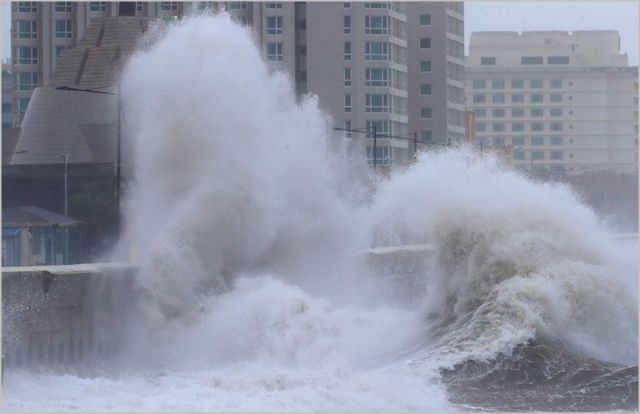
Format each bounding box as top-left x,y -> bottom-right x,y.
119,14 -> 371,338
371,148 -> 638,367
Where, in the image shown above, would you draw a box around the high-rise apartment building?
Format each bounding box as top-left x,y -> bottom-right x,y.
10,1 -> 462,165
465,30 -> 638,175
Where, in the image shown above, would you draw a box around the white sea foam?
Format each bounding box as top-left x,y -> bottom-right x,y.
2,13 -> 637,412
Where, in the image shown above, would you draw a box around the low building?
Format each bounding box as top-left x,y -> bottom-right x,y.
2,206 -> 84,266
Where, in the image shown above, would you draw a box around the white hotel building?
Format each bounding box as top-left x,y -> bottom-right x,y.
465,30 -> 638,175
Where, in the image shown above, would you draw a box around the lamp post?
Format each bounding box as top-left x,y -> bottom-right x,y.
60,154 -> 70,216
56,85 -> 121,231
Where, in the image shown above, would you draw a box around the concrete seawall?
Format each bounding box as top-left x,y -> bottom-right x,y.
2,263 -> 138,372
1,247 -> 435,373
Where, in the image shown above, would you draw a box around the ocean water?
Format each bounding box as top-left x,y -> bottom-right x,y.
2,13 -> 637,412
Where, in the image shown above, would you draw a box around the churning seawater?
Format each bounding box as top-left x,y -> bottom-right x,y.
2,13 -> 637,412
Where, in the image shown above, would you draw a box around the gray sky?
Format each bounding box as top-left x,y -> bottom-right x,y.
2,2 -> 638,65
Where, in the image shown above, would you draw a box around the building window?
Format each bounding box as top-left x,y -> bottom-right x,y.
13,46 -> 38,65
14,72 -> 38,91
492,123 -> 505,132
420,61 -> 432,72
472,80 -> 485,89
13,2 -> 38,13
343,68 -> 352,87
550,136 -> 563,145
160,2 -> 178,11
550,122 -> 563,131
531,137 -> 544,146
344,2 -> 351,8
548,56 -> 570,65
512,137 -> 525,146
55,45 -> 71,58
14,98 -> 30,113
550,79 -> 562,88
344,16 -> 351,35
550,108 -> 563,117
366,68 -> 388,87
344,42 -> 351,61
266,16 -> 283,35
532,151 -> 544,160
265,42 -> 283,61
476,123 -> 486,132
550,93 -> 562,102
531,94 -> 543,103
89,2 -> 107,12
365,16 -> 389,35
514,151 -> 525,160
475,109 -> 486,118
12,20 -> 38,39
512,108 -> 524,117
473,94 -> 485,103
531,123 -> 544,132
230,2 -> 249,9
512,94 -> 524,103
531,79 -> 543,89
492,94 -> 505,103
420,84 -> 432,96
344,120 -> 352,138
420,14 -> 431,26
54,2 -> 72,12
265,2 -> 282,9
512,123 -> 524,132
493,109 -> 505,117
421,107 -> 432,119
366,94 -> 389,113
481,57 -> 496,65
366,42 -> 388,61
531,108 -> 543,117
522,56 -> 543,65
492,80 -> 505,89
366,120 -> 389,135
420,38 -> 432,49
344,94 -> 352,113
136,2 -> 145,12
511,80 -> 524,89
493,137 -> 505,146
55,19 -> 73,38
421,131 -> 433,141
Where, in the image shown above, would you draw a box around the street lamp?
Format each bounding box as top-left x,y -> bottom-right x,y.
60,154 -> 70,217
56,85 -> 121,230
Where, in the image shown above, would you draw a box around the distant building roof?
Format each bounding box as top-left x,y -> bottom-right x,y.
51,16 -> 158,89
10,15 -> 161,169
2,206 -> 83,227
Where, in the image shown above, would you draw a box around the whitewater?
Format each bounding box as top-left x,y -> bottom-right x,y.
2,13 -> 637,412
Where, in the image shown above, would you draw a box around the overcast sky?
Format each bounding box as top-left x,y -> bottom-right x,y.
2,1 -> 638,65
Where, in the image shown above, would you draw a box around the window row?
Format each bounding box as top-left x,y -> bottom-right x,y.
472,79 -> 563,89
480,56 -> 570,66
342,120 -> 408,137
445,14 -> 464,37
344,94 -> 407,115
343,68 -> 407,89
483,136 -> 565,146
476,122 -> 565,132
474,108 -> 564,117
446,38 -> 465,59
513,151 -> 565,160
343,15 -> 407,38
472,93 -> 563,103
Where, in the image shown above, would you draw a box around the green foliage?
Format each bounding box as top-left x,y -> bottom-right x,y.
68,178 -> 118,251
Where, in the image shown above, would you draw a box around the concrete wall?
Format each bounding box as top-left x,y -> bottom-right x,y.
2,248 -> 434,374
2,263 -> 137,373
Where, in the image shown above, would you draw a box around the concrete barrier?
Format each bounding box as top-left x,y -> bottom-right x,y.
1,246 -> 437,374
2,263 -> 138,373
